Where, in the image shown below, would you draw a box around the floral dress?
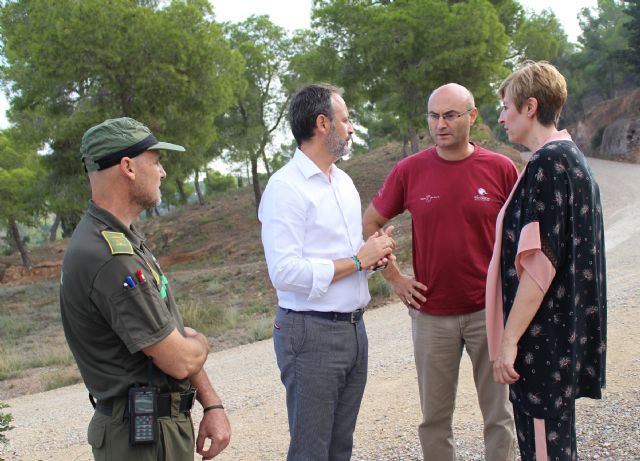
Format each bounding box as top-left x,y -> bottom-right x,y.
500,140 -> 607,419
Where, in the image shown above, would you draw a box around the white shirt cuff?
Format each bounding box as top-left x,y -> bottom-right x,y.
307,258 -> 335,300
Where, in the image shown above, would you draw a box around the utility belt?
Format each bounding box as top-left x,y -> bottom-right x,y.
89,360 -> 197,445
94,390 -> 197,417
92,388 -> 196,446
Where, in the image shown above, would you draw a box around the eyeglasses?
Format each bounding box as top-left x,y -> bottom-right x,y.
426,108 -> 473,123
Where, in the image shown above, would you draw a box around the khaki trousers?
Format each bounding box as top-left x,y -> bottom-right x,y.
409,308 -> 516,461
87,396 -> 195,461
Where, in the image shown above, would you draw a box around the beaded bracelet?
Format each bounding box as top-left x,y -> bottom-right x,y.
352,255 -> 362,272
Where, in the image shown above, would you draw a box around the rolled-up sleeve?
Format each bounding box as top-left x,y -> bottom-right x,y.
305,258 -> 335,299
516,222 -> 556,294
259,178 -> 335,299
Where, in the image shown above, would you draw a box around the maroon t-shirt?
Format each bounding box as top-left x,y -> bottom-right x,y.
373,145 -> 518,315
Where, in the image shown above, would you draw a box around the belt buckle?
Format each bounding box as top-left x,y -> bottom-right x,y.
350,310 -> 360,324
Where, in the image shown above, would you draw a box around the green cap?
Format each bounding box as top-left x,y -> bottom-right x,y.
80,117 -> 185,172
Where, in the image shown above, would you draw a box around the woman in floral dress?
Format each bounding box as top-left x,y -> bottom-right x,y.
486,61 -> 607,461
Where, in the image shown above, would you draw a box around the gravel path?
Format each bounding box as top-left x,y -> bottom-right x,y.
1,158 -> 639,461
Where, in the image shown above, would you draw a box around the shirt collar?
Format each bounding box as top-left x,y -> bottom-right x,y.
86,200 -> 145,248
292,148 -> 336,181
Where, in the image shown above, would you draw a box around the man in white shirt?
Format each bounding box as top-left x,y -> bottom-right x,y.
259,83 -> 395,461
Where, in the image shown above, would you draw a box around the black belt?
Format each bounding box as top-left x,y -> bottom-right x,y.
96,390 -> 196,417
157,390 -> 196,416
282,307 -> 364,323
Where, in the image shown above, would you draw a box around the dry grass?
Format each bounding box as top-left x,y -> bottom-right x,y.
44,367 -> 82,391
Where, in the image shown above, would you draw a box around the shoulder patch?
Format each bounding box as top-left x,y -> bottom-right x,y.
101,231 -> 134,255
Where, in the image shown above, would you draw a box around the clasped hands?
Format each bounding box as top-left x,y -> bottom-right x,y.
357,225 -> 396,271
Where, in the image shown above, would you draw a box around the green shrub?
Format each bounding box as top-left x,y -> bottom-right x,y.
369,274 -> 391,297
0,401 -> 13,446
205,170 -> 237,193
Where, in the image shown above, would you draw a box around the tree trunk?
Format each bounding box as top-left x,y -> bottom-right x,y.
402,136 -> 409,158
49,214 -> 61,242
176,178 -> 187,204
408,126 -> 419,154
9,216 -> 32,270
194,170 -> 205,206
205,169 -> 213,190
250,154 -> 262,217
261,149 -> 272,178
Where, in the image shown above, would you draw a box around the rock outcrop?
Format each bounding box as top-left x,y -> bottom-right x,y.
570,89 -> 640,162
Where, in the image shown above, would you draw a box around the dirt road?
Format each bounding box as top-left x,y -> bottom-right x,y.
1,157 -> 638,461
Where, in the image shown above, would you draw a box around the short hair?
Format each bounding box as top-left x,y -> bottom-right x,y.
289,83 -> 343,145
498,61 -> 567,127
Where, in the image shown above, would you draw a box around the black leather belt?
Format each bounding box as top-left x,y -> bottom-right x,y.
96,390 -> 196,417
282,307 -> 364,323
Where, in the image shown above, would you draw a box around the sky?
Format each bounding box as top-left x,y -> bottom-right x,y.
209,0 -> 598,42
518,0 -> 598,42
0,0 -> 599,128
210,0 -> 313,30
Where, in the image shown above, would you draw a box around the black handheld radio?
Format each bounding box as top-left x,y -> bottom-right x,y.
128,386 -> 157,444
128,359 -> 158,445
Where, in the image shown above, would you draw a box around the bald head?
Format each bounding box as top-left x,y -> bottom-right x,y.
428,83 -> 475,110
426,83 -> 478,159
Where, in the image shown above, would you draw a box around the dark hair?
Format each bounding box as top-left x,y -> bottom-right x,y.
289,83 -> 343,145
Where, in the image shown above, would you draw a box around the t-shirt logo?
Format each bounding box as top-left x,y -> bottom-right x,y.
419,194 -> 440,203
474,187 -> 491,202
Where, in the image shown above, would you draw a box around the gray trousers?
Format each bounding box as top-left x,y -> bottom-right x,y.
273,307 -> 368,461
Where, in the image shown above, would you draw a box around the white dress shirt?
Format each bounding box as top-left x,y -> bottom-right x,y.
258,148 -> 370,312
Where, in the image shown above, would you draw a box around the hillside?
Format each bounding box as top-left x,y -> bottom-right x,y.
0,130 -> 524,282
570,88 -> 640,163
0,135 -> 523,399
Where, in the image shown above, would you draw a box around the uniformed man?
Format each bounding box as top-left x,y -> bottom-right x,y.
60,117 -> 231,461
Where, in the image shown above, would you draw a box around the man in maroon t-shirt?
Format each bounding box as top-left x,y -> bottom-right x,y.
363,83 -> 518,460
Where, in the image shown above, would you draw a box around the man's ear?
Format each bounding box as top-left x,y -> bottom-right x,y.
469,107 -> 479,125
315,113 -> 330,135
119,157 -> 135,179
